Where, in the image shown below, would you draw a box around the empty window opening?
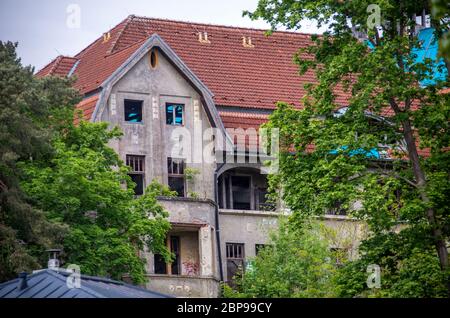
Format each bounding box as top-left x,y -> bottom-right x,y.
150,49 -> 158,68
166,103 -> 184,125
255,244 -> 267,256
256,187 -> 275,211
231,176 -> 251,210
154,254 -> 167,274
168,157 -> 185,197
154,236 -> 181,275
126,155 -> 145,195
170,236 -> 181,275
226,243 -> 245,284
124,99 -> 143,123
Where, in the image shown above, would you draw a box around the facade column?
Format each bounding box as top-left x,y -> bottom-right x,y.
198,225 -> 214,276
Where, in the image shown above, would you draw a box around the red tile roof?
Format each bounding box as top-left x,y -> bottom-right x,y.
74,94 -> 100,123
37,15 -> 351,116
36,56 -> 78,78
36,15 -> 438,159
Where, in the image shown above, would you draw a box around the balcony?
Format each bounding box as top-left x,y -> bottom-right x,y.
217,167 -> 276,212
143,223 -> 219,298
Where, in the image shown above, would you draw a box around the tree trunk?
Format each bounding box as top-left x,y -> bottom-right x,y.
401,120 -> 449,274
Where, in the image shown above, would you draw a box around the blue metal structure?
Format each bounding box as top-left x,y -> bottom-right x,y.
0,269 -> 172,298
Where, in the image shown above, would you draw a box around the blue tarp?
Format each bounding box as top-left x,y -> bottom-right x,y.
366,27 -> 448,87
412,28 -> 448,86
329,145 -> 381,159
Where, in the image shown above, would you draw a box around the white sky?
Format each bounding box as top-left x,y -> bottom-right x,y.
0,0 -> 324,71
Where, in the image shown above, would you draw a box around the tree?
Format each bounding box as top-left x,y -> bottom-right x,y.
247,0 -> 450,296
20,121 -> 174,284
0,41 -> 79,281
431,0 -> 450,59
223,220 -> 338,298
335,229 -> 448,297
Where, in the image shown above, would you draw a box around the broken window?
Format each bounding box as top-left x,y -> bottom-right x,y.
226,243 -> 245,284
166,103 -> 184,125
126,155 -> 145,195
154,236 -> 181,275
124,99 -> 143,123
168,157 -> 185,197
170,236 -> 181,275
154,254 -> 167,274
256,187 -> 275,211
255,244 -> 266,256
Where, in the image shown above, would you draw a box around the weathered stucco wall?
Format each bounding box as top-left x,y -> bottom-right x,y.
145,275 -> 220,298
101,48 -> 215,200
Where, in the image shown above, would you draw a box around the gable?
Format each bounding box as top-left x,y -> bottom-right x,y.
93,34 -> 224,132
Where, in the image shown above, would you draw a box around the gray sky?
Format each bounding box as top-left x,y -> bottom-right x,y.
0,0 -> 323,71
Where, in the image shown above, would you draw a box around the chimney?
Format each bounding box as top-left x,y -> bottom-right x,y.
17,272 -> 28,291
47,249 -> 61,270
198,32 -> 210,44
103,32 -> 111,43
242,36 -> 255,48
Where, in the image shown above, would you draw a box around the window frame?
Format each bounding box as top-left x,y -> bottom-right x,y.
226,242 -> 245,284
126,155 -> 145,195
124,99 -> 144,123
167,157 -> 186,197
165,103 -> 184,126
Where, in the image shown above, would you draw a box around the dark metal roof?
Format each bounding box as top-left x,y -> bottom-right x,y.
0,269 -> 172,298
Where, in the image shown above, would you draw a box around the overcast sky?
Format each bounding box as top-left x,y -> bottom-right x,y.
0,0 -> 324,71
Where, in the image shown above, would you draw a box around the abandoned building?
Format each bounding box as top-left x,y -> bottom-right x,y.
36,15 -> 433,297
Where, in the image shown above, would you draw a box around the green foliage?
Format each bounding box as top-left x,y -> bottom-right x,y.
0,41 -> 78,281
224,220 -> 338,298
336,229 -> 448,298
432,0 -> 450,59
247,0 -> 450,297
20,121 -> 174,284
184,167 -> 200,181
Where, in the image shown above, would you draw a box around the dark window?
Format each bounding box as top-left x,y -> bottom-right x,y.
327,200 -> 347,216
231,176 -> 251,210
170,236 -> 181,275
255,244 -> 266,256
154,236 -> 181,275
226,243 -> 245,284
256,188 -> 275,211
166,103 -> 184,125
150,49 -> 158,68
154,254 -> 167,274
126,155 -> 145,195
124,99 -> 143,123
129,174 -> 144,196
126,155 -> 145,172
168,157 -> 185,197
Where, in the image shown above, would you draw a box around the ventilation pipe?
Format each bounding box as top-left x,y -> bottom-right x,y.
17,272 -> 28,291
214,162 -> 225,283
47,249 -> 61,270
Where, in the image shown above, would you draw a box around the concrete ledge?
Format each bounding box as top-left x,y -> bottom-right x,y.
157,196 -> 216,208
219,209 -> 280,217
146,274 -> 220,298
317,214 -> 359,222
